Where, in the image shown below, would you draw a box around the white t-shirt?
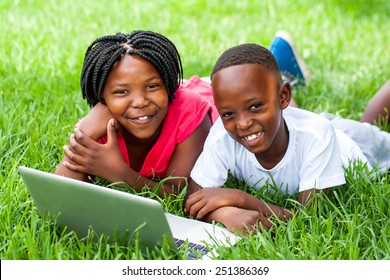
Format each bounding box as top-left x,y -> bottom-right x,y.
191,107 -> 370,195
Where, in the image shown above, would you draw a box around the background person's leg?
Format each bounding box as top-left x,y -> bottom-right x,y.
360,80 -> 390,125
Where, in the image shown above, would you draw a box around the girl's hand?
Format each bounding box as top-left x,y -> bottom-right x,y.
76,102 -> 120,141
63,119 -> 128,182
185,188 -> 245,220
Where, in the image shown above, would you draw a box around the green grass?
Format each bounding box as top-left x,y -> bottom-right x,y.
1,0 -> 389,260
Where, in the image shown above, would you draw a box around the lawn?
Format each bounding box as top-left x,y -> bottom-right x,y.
0,0 -> 389,260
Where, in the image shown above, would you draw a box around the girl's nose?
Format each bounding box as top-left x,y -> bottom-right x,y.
130,91 -> 149,108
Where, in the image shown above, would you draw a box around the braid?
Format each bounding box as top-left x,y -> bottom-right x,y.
80,31 -> 183,107
96,49 -> 126,100
125,30 -> 183,102
211,43 -> 282,83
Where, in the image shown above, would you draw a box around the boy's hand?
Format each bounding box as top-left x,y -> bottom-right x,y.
207,206 -> 273,235
63,119 -> 128,182
185,188 -> 244,220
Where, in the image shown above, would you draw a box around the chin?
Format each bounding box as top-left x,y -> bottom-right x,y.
134,131 -> 156,139
242,142 -> 268,155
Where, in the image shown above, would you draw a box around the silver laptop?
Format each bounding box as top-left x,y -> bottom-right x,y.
18,166 -> 238,259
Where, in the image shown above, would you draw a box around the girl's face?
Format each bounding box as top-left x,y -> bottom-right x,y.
212,64 -> 290,162
102,54 -> 169,142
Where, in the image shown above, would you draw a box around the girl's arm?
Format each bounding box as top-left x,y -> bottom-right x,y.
61,115 -> 212,196
162,114 -> 212,194
75,102 -> 117,141
54,103 -> 115,181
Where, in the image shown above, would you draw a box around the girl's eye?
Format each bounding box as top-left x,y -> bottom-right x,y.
114,89 -> 128,94
146,84 -> 160,90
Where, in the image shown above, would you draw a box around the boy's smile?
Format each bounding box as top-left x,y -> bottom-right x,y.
241,131 -> 264,146
102,54 -> 169,143
212,63 -> 291,168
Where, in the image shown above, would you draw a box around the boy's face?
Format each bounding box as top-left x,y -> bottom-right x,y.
102,54 -> 169,141
212,64 -> 291,162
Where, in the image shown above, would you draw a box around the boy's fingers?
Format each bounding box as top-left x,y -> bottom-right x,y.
256,214 -> 272,231
184,193 -> 203,215
188,200 -> 208,219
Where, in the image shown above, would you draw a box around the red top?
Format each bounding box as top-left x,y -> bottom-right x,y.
98,76 -> 218,179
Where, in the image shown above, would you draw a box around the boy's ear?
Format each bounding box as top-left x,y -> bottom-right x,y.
279,82 -> 292,109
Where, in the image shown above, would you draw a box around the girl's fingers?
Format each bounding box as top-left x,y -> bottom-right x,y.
73,128 -> 98,148
63,145 -> 85,166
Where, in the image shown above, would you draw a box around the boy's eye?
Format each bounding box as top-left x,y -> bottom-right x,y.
222,112 -> 234,119
250,103 -> 262,110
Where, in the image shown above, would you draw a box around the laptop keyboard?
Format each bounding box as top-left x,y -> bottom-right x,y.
174,238 -> 210,260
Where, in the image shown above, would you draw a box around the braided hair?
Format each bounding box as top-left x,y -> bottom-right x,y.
80,30 -> 183,107
211,43 -> 282,84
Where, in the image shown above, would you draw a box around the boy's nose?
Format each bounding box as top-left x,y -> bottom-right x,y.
236,115 -> 253,130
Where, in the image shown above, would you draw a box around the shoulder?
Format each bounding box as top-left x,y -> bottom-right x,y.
162,80 -> 215,143
175,83 -> 203,100
208,118 -> 228,138
163,84 -> 209,124
284,107 -> 335,140
173,78 -> 211,106
167,83 -> 212,117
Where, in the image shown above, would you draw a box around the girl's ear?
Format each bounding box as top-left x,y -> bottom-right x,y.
279,82 -> 292,109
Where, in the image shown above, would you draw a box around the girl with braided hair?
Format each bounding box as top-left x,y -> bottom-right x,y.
55,30 -> 218,196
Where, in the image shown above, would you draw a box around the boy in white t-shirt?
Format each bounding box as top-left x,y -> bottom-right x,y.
184,43 -> 390,234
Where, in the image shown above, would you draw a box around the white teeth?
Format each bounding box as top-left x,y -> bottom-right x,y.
246,134 -> 258,141
138,116 -> 148,121
244,132 -> 262,141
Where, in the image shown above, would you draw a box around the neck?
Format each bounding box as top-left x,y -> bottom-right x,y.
123,124 -> 163,171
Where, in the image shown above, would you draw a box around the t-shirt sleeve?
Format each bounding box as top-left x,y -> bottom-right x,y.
175,76 -> 218,144
298,121 -> 346,192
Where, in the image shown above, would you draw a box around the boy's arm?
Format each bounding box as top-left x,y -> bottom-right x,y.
184,181 -> 274,234
185,182 -> 292,221
298,187 -> 330,206
203,206 -> 273,234
195,188 -> 330,235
